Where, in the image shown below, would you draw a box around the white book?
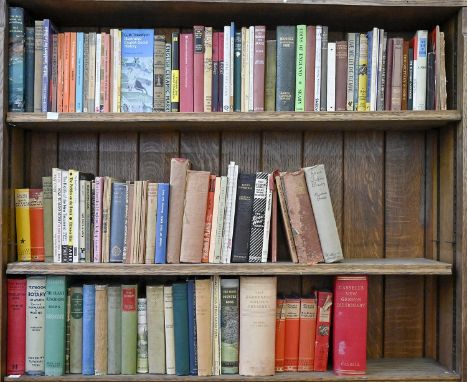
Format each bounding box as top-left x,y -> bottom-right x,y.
221,162 -> 235,263
346,33 -> 356,111
327,42 -> 336,111
212,276 -> 221,375
304,165 -> 343,263
79,180 -> 86,262
230,23 -> 235,111
370,27 -> 379,111
163,286 -> 176,375
248,26 -> 255,112
52,168 -> 62,263
314,26 -> 322,111
413,30 -> 428,110
25,276 -> 46,374
61,170 -> 69,262
261,174 -> 273,263
88,33 -> 96,113
208,177 -> 221,263
226,164 -> 238,263
223,26 -> 231,112
71,170 -> 80,263
111,29 -> 120,112
94,33 -> 101,113
213,176 -> 228,263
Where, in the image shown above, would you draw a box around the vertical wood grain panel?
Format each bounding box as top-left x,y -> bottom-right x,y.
344,131 -> 384,358
58,133 -> 98,174
180,132 -> 220,174
384,131 -> 425,357
139,132 -> 179,182
99,133 -> 138,179
26,132 -> 58,188
221,132 -> 261,175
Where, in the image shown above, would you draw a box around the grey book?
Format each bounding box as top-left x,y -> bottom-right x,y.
107,285 -> 122,374
320,26 -> 328,111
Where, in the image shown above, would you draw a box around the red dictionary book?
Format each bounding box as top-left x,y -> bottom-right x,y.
218,32 -> 224,112
69,32 -> 77,113
297,292 -> 317,371
313,291 -> 333,372
29,189 -> 45,262
275,296 -> 286,372
193,26 -> 205,112
305,26 -> 316,111
333,276 -> 368,376
283,296 -> 301,371
7,278 -> 26,375
180,33 -> 194,112
253,25 -> 266,112
201,175 -> 216,262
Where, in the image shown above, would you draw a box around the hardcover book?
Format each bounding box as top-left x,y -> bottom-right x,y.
34,20 -> 43,112
25,27 -> 34,112
186,280 -> 197,375
195,279 -> 212,376
7,278 -> 26,375
253,26 -> 266,111
275,297 -> 286,372
248,172 -> 269,263
69,286 -> 83,374
204,27 -> 213,112
26,276 -> 46,375
171,32 -> 180,112
295,25 -> 306,111
109,183 -> 127,262
121,284 -> 138,374
82,284 -> 95,375
221,278 -> 239,374
173,283 -> 190,375
153,35 -> 166,111
283,296 -> 300,371
15,189 -> 31,261
147,285 -> 165,374
107,285 -> 122,375
265,40 -> 276,111
164,286 -> 176,375
234,31 -> 242,111
276,26 -> 296,111
180,33 -> 194,112
155,183 -> 169,264
194,26 -> 205,112
202,175 -> 216,262
94,285 -> 108,375
137,298 -> 148,373
320,26 -> 328,111
9,7 -> 25,112
305,26 -> 316,111
298,293 -> 317,371
335,41 -> 348,111
314,291 -> 333,372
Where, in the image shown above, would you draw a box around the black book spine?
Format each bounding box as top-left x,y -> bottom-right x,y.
171,32 -> 180,112
408,47 -> 414,110
426,51 -> 435,110
275,26 -> 296,111
231,174 -> 256,263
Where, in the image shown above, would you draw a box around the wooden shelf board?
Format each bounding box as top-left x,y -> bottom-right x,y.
6,111 -> 461,132
3,358 -> 460,381
6,258 -> 452,276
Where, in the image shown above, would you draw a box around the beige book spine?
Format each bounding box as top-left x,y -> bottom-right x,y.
163,286 -> 176,375
101,178 -> 112,263
144,183 -> 158,264
195,279 -> 213,375
204,27 -> 213,112
208,177 -> 221,263
94,285 -> 108,375
212,276 -> 221,375
138,181 -> 148,264
147,286 -> 165,373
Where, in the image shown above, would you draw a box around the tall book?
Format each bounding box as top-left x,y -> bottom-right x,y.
265,40 -> 276,111
297,293 -> 317,371
153,35 -> 166,111
283,296 -> 300,371
204,27 -> 213,112
233,31 -> 242,111
326,42 -> 336,111
121,284 -> 137,375
223,25 -> 231,112
34,20 -> 44,112
193,26 -> 204,112
333,276 -> 368,376
25,276 -> 46,375
180,33 -> 194,112
261,174 -> 274,263
313,291 -> 333,372
314,26 -> 322,110
94,285 -> 108,375
239,277 -> 276,376
87,33 -> 96,112
276,26 -> 296,111
65,289 -> 70,374
253,25 -> 266,111
346,33 -> 356,111
171,32 -> 180,112
357,33 -> 368,111
109,182 -> 127,262
29,190 -> 44,261
42,20 -> 57,112
275,297 -> 286,372
173,283 -> 190,375
212,31 -> 220,112
69,286 -> 83,374
25,27 -> 34,112
408,46 -> 414,110
222,162 -> 239,263
391,38 -> 403,110
384,38 -> 394,111
335,41 -> 348,111
15,189 -> 31,261
147,285 -> 165,374
248,172 -> 268,263
320,26 -> 328,111
218,31 -> 224,111
402,40 -> 410,110
145,183 -> 158,263
202,175 -> 217,262
295,25 -> 306,111
213,176 -> 228,263
195,279 -> 212,376
353,33 -> 360,110
377,30 -> 387,111
369,28 -> 379,111
137,298 -> 148,373
155,183 -> 169,264
107,285 -> 122,375
44,276 -> 67,376
93,177 -> 104,262
82,284 -> 95,375
69,32 -> 77,112
164,286 -> 176,375
7,278 -> 26,375
121,29 -> 154,112
186,280 -> 198,376
305,26 -> 316,111
221,278 -> 239,374
304,165 -> 343,263
212,276 -> 221,375
412,30 -> 428,110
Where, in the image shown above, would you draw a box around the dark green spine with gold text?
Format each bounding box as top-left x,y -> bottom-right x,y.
275,26 -> 296,111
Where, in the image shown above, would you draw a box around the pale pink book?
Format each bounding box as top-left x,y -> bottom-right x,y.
93,176 -> 104,262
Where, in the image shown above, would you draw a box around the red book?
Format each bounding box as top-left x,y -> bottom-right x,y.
180,33 -> 194,112
253,25 -> 266,112
193,26 -> 205,112
275,297 -> 286,372
298,292 -> 317,371
201,175 -> 216,262
333,276 -> 368,376
313,291 -> 333,372
305,26 -> 316,111
29,189 -> 45,262
283,296 -> 300,371
218,32 -> 224,112
69,32 -> 77,113
7,278 -> 26,375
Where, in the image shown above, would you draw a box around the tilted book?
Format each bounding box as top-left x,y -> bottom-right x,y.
147,285 -> 165,374
7,278 -> 26,375
221,278 -> 239,374
69,286 -> 83,374
94,285 -> 108,375
121,284 -> 137,375
107,285 -> 122,375
195,279 -> 213,376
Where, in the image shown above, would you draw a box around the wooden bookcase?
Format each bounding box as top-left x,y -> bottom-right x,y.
0,1 -> 466,381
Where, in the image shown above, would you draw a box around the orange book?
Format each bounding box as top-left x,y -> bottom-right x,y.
57,33 -> 64,112
275,297 -> 287,372
284,296 -> 301,371
201,175 -> 216,262
63,32 -> 71,112
103,33 -> 111,112
29,189 -> 44,262
69,32 -> 77,112
298,292 -> 318,371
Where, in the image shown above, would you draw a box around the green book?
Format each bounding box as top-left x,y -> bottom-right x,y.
295,25 -> 307,111
69,286 -> 83,374
42,176 -> 53,263
265,40 -> 277,111
44,276 -> 67,376
121,284 -> 137,375
172,282 -> 189,376
108,285 -> 122,375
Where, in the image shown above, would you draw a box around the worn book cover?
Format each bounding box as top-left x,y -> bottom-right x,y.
164,286 -> 176,375
94,285 -> 108,375
153,35 -> 166,111
204,27 -> 213,112
335,41 -> 348,111
144,183 -> 158,263
202,175 -> 216,262
275,296 -> 286,372
107,285 -> 122,375
195,279 -> 212,376
298,293 -> 317,371
265,40 -> 276,111
137,298 -> 148,373
180,33 -> 194,112
121,284 -> 137,374
147,285 -> 165,373
7,278 -> 26,375
391,38 -> 403,110
283,296 -> 300,371
69,286 -> 83,374
314,291 -> 333,372
221,278 -> 239,374
26,276 -> 46,375
305,26 -> 316,111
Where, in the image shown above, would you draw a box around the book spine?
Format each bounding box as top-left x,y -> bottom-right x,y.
276,26 -> 296,111
57,33 -> 63,112
116,30 -> 122,112
313,291 -> 333,371
180,33 -> 194,112
275,298 -> 286,372
79,181 -> 86,262
144,183 -> 158,263
377,32 -> 387,111
62,32 -> 70,112
212,276 -> 221,375
352,33 -> 360,110
94,285 -> 108,375
88,33 -> 96,113
137,298 -> 148,373
155,183 -> 169,264
384,38 -> 393,110
187,280 -> 198,375
94,33 -> 101,112
212,32 -> 220,112
223,26 -> 231,112
72,172 -> 80,263
65,288 -> 70,374
391,38 -> 403,111
147,286 -> 165,374
408,47 -> 414,110
202,175 -> 216,262
164,286 -> 176,375
171,32 -> 180,112
51,32 -> 58,111
314,26 -> 322,111
234,31 -> 242,112
7,278 -> 26,375
34,20 -> 43,112
357,33 -> 368,111
93,177 -> 103,262
193,26 -> 205,112
42,177 -> 53,262
402,40 -> 409,110
220,278 -> 239,374
346,33 -> 356,111
24,27 -> 35,112
248,26 -> 254,112
284,297 -> 300,371
370,28 -> 379,110
69,286 -> 83,374
413,30 -> 428,110
204,27 -> 213,112
52,169 -> 62,263
218,32 -> 224,111
265,40 -> 276,111
365,31 -> 372,111
44,276 -> 67,376
69,32 -> 77,112
8,7 -> 25,112
41,20 -> 51,112
335,41 -> 348,111
76,32 -> 84,112
164,42 -> 172,111
15,189 -> 31,261
153,35 -> 166,112
82,284 -> 95,375
109,183 -> 127,262
29,189 -> 45,261
60,170 -> 69,262
98,33 -> 105,112
248,172 -> 268,262
213,176 -> 228,263
195,279 -> 212,375
230,23 -> 235,112
121,285 -> 137,375
305,26 -> 315,111
261,174 -> 273,263
297,295 -> 317,371
295,25 -> 306,111
240,28 -> 247,112
25,277 -> 46,375
107,285 -> 122,374
104,33 -> 111,112
426,47 -> 436,110
85,181 -> 92,262
83,33 -> 89,112
326,42 -> 336,111
320,26 -> 328,111
270,171 -> 278,263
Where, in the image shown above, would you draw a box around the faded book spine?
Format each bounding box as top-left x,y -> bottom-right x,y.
283,296 -> 300,371
305,26 -> 315,111
313,291 -> 333,372
297,293 -> 317,371
107,285 -> 122,375
265,40 -> 276,111
357,33 -> 368,111
253,25 -> 266,111
121,284 -> 137,375
335,41 -> 348,111
346,33 -> 356,111
202,175 -> 216,262
173,283 -> 190,376
26,276 -> 46,375
147,286 -> 165,374
82,284 -> 95,375
204,27 -> 213,112
180,33 -> 194,112
320,26 -> 328,111
164,286 -> 176,375
153,35 -> 166,111
145,183 -> 158,263
275,297 -> 286,372
29,189 -> 45,261
109,183 -> 127,263
221,278 -> 239,374
94,285 -> 108,375
137,298 -> 148,373
195,279 -> 212,376
391,38 -> 403,110
9,7 -> 25,111
42,177 -> 54,263
70,286 -> 83,374
7,278 -> 26,375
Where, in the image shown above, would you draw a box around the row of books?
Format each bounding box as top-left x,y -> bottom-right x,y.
8,7 -> 446,113
15,159 -> 343,265
6,275 -> 368,377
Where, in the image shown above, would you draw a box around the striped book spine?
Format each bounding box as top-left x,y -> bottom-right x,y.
248,172 -> 268,262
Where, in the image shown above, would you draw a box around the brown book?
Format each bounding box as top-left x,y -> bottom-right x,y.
239,277 -> 277,376
124,183 -> 134,264
305,26 -> 316,111
180,170 -> 210,263
391,38 -> 403,111
335,41 -> 348,111
384,38 -> 393,111
401,40 -> 409,110
195,279 -> 213,376
166,158 -> 191,264
202,175 -> 216,262
94,285 -> 108,375
282,171 -> 324,264
253,26 -> 266,112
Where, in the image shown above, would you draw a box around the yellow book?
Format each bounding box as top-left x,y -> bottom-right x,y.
357,33 -> 368,112
15,188 -> 31,261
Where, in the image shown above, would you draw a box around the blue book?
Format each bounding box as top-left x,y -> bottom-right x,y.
121,29 -> 154,112
187,279 -> 198,375
109,182 -> 127,262
82,284 -> 95,375
366,30 -> 372,110
8,7 -> 25,112
154,183 -> 169,264
172,283 -> 189,376
41,20 -> 56,112
75,32 -> 84,112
